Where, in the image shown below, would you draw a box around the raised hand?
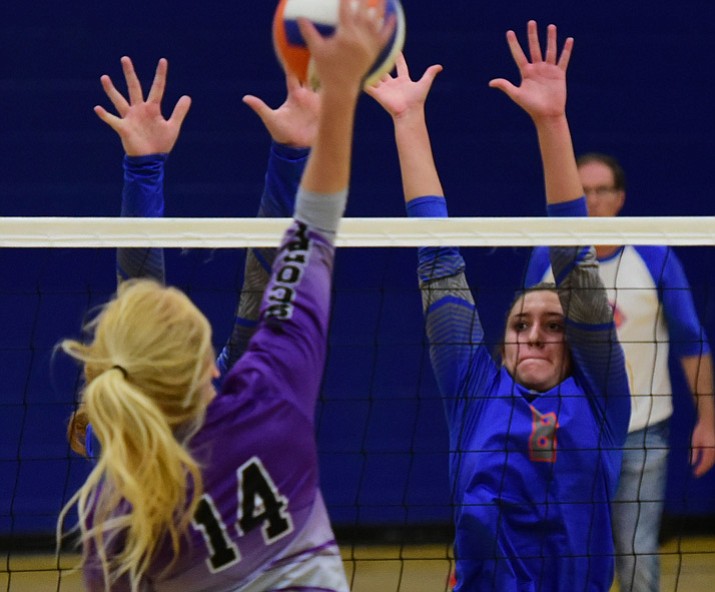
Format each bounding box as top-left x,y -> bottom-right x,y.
242,73 -> 320,148
298,0 -> 396,93
366,53 -> 443,119
94,57 -> 191,156
489,21 -> 573,122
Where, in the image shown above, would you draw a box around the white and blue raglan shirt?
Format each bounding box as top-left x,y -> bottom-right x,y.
408,195 -> 630,591
525,243 -> 710,433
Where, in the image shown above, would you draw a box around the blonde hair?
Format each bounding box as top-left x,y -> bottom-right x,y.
58,279 -> 215,590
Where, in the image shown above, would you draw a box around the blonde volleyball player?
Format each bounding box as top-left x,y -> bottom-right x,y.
59,1 -> 395,590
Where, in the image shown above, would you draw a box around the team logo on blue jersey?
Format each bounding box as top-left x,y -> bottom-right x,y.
529,407 -> 558,463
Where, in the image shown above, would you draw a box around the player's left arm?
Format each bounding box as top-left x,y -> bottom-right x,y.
490,21 -> 629,440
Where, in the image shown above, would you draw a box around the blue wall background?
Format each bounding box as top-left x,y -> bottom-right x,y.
1,1 -> 714,536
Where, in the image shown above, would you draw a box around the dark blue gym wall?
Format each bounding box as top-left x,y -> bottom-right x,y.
2,1 -> 714,537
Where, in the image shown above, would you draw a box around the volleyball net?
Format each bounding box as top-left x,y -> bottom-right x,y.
1,215 -> 714,591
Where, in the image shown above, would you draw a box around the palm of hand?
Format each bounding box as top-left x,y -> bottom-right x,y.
271,90 -> 320,147
371,78 -> 417,117
120,103 -> 178,156
515,63 -> 567,119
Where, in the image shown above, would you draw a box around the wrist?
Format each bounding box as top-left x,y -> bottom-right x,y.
393,106 -> 427,126
271,141 -> 310,160
320,83 -> 361,105
533,112 -> 570,132
696,397 -> 715,422
123,153 -> 168,173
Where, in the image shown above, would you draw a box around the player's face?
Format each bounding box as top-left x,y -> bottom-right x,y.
579,161 -> 625,217
503,290 -> 571,392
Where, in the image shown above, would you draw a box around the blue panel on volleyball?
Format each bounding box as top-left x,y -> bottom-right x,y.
284,20 -> 335,46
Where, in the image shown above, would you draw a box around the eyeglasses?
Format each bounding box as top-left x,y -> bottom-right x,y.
583,186 -> 619,197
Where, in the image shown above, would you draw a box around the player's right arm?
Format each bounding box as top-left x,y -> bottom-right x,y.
67,57 -> 190,458
368,55 -> 490,419
94,56 -> 191,284
222,0 -> 395,414
215,75 -> 319,378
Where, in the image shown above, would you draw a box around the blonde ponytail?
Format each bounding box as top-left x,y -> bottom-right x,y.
58,280 -> 215,590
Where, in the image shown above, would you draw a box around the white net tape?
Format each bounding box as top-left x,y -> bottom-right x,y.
2,216 -> 714,248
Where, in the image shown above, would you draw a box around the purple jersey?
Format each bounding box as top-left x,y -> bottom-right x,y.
84,220 -> 347,591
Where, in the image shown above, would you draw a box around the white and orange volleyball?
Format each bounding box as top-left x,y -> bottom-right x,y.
273,0 -> 406,89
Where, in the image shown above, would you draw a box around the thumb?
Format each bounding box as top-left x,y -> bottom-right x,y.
94,105 -> 123,133
691,446 -> 703,475
242,95 -> 272,123
420,64 -> 443,88
488,78 -> 517,97
169,95 -> 192,128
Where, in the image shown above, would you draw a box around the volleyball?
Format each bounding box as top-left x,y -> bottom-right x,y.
273,0 -> 406,89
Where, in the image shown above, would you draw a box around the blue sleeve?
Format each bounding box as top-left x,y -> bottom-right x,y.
548,197 -> 630,446
259,142 -> 309,219
216,142 -> 309,379
524,247 -> 551,288
406,195 -> 496,424
636,246 -> 711,358
406,196 -> 465,282
116,153 -> 167,284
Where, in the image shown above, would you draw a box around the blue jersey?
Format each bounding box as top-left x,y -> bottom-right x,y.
407,196 -> 630,591
525,244 -> 710,433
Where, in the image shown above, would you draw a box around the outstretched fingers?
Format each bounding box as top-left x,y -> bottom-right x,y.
420,63 -> 443,87
544,24 -> 557,65
544,24 -> 573,70
394,52 -> 409,78
487,77 -> 517,97
99,74 -> 130,117
121,56 -> 144,104
557,36 -> 575,71
241,94 -> 271,122
168,95 -> 192,127
505,29 -> 528,71
285,71 -> 302,95
93,104 -> 123,131
526,20 -> 543,63
146,58 -> 168,105
296,16 -> 323,55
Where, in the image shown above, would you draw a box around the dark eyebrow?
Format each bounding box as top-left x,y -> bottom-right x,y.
544,313 -> 565,320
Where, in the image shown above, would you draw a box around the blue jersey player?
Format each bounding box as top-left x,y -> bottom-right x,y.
368,22 -> 630,591
59,2 -> 396,590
